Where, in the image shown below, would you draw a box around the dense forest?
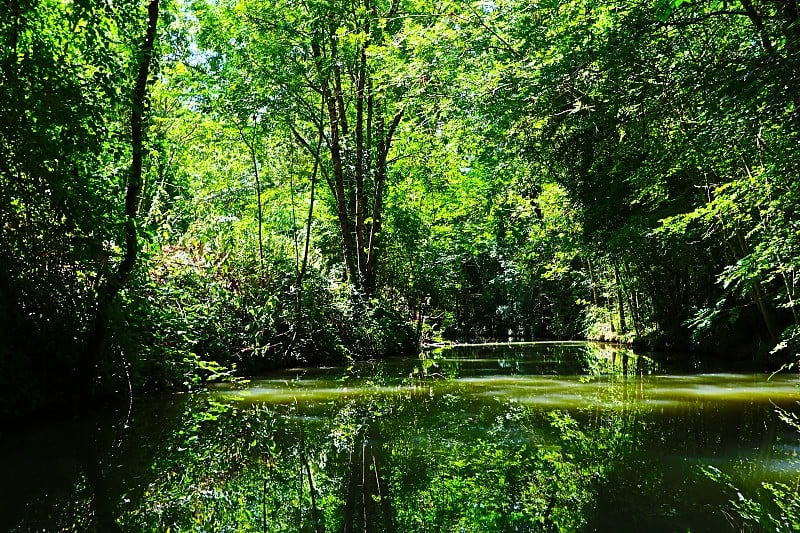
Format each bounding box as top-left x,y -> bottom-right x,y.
2,0 -> 799,417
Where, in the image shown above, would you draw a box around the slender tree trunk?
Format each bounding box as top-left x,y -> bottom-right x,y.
343,448 -> 358,533
740,0 -> 778,56
751,281 -> 779,343
301,452 -> 323,533
354,25 -> 368,283
587,257 -> 599,306
284,125 -> 322,359
362,439 -> 374,533
233,116 -> 264,270
733,233 -> 779,343
363,109 -> 402,294
309,40 -> 357,286
777,262 -> 800,325
251,123 -> 264,271
285,107 -> 324,290
300,148 -> 318,286
614,262 -> 627,334
324,85 -> 358,285
622,262 -> 641,336
119,0 -> 159,295
84,0 -> 159,392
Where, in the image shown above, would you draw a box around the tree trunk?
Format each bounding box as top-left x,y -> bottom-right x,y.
232,115 -> 264,270
312,40 -> 359,286
587,257 -> 599,306
306,3 -> 403,294
614,262 -> 627,333
363,108 -> 402,294
354,29 -> 368,284
733,233 -> 779,344
84,0 -> 160,392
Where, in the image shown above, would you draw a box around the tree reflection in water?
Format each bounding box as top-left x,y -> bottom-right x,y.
2,344 -> 799,531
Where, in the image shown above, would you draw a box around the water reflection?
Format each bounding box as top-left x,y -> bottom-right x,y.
1,342 -> 799,531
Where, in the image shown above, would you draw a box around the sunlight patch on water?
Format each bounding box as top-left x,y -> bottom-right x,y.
216,383 -> 442,404
216,372 -> 800,410
455,373 -> 800,408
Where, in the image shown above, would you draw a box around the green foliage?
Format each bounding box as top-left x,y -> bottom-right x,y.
64,372 -> 636,532
0,0 -> 164,414
705,464 -> 800,531
456,0 -> 800,352
391,408 -> 605,532
5,0 -> 800,414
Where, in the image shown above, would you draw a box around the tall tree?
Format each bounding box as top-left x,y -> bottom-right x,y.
85,0 -> 161,388
0,0 -> 164,410
197,0 -> 413,295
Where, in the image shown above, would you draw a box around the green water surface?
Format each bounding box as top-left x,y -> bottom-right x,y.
2,342 -> 799,531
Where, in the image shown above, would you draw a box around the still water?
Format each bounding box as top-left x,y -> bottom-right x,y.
2,342 -> 800,532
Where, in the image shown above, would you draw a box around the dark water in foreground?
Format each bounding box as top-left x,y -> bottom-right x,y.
2,342 -> 800,531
